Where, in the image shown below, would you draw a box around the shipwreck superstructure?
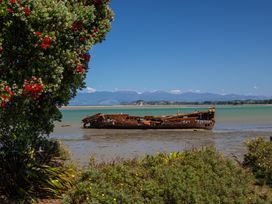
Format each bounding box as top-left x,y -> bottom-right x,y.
82,107 -> 215,130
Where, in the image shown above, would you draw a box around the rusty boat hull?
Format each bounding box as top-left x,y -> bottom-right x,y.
82,107 -> 215,130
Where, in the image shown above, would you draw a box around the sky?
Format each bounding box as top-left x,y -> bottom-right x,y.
85,0 -> 272,96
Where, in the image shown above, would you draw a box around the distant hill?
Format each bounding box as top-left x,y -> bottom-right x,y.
69,91 -> 271,106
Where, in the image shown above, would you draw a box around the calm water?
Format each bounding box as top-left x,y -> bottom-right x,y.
51,105 -> 272,166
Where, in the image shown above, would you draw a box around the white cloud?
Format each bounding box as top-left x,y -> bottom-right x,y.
150,90 -> 158,93
188,89 -> 201,93
80,87 -> 96,93
195,89 -> 201,93
253,86 -> 258,90
170,89 -> 182,94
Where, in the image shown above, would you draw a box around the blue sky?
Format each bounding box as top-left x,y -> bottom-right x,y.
86,0 -> 272,96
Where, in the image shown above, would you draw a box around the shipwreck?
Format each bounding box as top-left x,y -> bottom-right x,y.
82,107 -> 215,130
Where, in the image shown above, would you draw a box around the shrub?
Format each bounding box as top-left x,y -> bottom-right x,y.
243,137 -> 272,186
0,136 -> 76,202
63,148 -> 271,204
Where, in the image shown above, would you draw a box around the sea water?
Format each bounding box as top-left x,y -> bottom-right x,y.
51,105 -> 272,166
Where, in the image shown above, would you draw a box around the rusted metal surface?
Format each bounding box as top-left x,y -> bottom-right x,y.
82,107 -> 216,130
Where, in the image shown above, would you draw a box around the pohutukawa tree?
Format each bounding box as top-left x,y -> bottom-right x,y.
0,0 -> 113,133
0,0 -> 113,199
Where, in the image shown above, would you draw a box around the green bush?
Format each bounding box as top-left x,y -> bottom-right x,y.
243,137 -> 272,186
63,148 -> 270,204
0,136 -> 76,203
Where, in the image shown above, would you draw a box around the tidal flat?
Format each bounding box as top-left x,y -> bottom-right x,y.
51,105 -> 272,166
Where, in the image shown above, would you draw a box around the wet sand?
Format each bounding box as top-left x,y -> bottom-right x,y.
51,126 -> 272,166
51,105 -> 272,166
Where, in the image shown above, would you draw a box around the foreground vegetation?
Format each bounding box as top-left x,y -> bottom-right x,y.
243,137 -> 272,186
0,0 -> 113,202
0,140 -> 75,203
2,137 -> 272,203
63,145 -> 272,204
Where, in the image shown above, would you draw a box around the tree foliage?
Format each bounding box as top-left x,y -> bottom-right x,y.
0,0 -> 113,200
0,0 -> 113,134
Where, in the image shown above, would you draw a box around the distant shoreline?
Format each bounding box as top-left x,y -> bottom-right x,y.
61,104 -> 272,109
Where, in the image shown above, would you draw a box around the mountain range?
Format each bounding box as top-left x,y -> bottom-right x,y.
68,91 -> 271,106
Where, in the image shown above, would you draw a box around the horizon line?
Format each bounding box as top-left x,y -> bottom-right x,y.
78,89 -> 271,97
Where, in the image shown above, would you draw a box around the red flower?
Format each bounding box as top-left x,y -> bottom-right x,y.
7,8 -> 13,14
1,95 -> 8,100
35,31 -> 41,36
0,0 -> 2,3
10,0 -> 17,4
40,37 -> 52,50
1,101 -> 6,109
40,42 -> 48,50
79,37 -> 85,41
24,7 -> 30,16
82,54 -> 91,61
43,36 -> 51,45
0,85 -> 14,110
23,79 -> 44,99
4,86 -> 13,96
76,65 -> 85,74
